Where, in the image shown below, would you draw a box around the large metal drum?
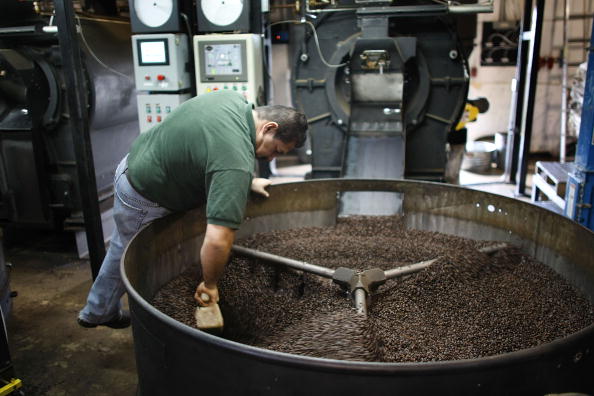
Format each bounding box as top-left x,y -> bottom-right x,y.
0,13 -> 138,228
122,179 -> 594,395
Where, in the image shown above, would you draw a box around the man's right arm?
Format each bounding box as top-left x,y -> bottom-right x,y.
194,223 -> 235,306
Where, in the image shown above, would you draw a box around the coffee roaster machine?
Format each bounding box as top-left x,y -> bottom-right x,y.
290,0 -> 489,193
0,2 -> 139,254
123,179 -> 594,395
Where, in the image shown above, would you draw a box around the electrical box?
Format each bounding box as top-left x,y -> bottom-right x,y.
137,93 -> 192,133
193,34 -> 264,105
480,21 -> 519,67
132,33 -> 191,92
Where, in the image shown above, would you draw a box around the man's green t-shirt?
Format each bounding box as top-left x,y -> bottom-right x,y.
127,91 -> 256,229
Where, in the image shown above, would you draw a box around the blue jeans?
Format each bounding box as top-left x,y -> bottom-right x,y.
78,156 -> 171,323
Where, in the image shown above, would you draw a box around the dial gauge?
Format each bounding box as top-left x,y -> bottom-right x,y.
134,0 -> 174,28
200,0 -> 244,27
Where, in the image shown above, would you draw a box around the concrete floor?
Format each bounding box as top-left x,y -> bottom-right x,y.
3,157 -> 541,395
5,233 -> 137,395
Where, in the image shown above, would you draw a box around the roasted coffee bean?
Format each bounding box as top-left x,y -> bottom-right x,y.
153,216 -> 594,362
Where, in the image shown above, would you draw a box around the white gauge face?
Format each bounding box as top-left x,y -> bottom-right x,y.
201,0 -> 244,27
135,0 -> 174,28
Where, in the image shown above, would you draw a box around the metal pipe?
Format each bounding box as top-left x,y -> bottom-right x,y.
353,288 -> 367,316
553,13 -> 594,21
504,0 -> 533,184
305,1 -> 492,15
560,0 -> 570,164
384,259 -> 437,280
448,3 -> 494,14
305,3 -> 358,14
231,245 -> 335,278
516,0 -> 545,197
54,0 -> 106,279
0,26 -> 36,34
355,5 -> 448,16
384,243 -> 508,280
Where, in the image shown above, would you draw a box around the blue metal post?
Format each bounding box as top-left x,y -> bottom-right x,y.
565,24 -> 594,231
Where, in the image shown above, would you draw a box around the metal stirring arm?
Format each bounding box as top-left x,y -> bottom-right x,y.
384,243 -> 509,280
231,245 -> 335,278
231,243 -> 509,316
231,245 -> 382,316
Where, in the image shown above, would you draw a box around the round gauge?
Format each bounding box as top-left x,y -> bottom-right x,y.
134,0 -> 174,28
200,0 -> 244,27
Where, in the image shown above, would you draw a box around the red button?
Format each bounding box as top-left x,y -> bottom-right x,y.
145,75 -> 150,80
147,116 -> 152,122
213,87 -> 219,91
157,116 -> 162,122
157,75 -> 165,81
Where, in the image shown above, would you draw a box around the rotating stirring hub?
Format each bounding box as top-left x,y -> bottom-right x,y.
232,243 -> 508,316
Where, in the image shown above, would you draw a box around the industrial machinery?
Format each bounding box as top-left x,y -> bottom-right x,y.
290,0 -> 489,187
131,33 -> 191,93
232,242 -> 506,316
193,34 -> 265,105
128,0 -> 196,133
0,2 -> 139,255
136,92 -> 192,134
131,33 -> 193,132
122,179 -> 594,395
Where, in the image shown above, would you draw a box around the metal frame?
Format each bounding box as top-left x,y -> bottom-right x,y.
515,0 -> 545,197
504,0 -> 533,184
54,0 -> 105,278
565,22 -> 594,231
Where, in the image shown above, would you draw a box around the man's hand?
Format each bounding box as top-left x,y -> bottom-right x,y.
251,178 -> 272,198
195,281 -> 219,306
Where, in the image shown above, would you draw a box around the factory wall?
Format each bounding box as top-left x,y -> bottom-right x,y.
467,0 -> 592,157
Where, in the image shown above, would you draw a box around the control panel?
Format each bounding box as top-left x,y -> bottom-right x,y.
137,93 -> 192,133
193,34 -> 264,104
132,33 -> 191,92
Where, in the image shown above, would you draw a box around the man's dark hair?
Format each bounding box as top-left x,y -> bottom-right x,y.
255,105 -> 308,148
